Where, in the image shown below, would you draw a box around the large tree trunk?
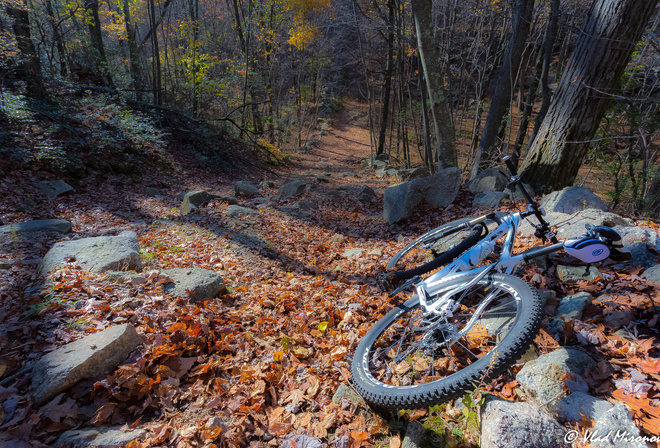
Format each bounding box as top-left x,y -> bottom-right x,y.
410,0 -> 457,170
520,0 -> 658,193
84,0 -> 114,87
470,0 -> 534,179
6,2 -> 44,98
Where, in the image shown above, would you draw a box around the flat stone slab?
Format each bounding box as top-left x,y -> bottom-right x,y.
555,292 -> 593,321
473,191 -> 507,210
519,209 -> 630,239
0,219 -> 72,235
32,324 -> 140,405
516,348 -> 597,408
480,394 -> 566,448
162,268 -> 226,300
38,231 -> 141,274
39,180 -> 75,198
234,181 -> 260,198
55,426 -> 147,448
343,248 -> 366,259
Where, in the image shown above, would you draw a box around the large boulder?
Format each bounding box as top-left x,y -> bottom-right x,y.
516,348 -> 597,409
180,190 -> 215,216
384,168 -> 460,224
468,168 -> 508,193
613,225 -> 660,267
519,209 -> 630,239
473,192 -> 507,210
31,324 -> 140,405
541,186 -> 608,214
480,395 -> 566,448
162,268 -> 226,300
279,180 -> 307,196
38,231 -> 141,274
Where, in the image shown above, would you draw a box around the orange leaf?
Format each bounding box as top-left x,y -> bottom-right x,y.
631,357 -> 660,375
350,431 -> 371,448
89,403 -> 117,426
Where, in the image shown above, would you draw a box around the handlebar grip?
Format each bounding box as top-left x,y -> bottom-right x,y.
503,156 -> 518,176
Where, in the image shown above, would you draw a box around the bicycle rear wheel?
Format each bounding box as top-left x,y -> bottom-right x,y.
351,273 -> 542,409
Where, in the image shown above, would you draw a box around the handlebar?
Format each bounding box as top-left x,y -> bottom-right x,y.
502,156 -> 559,244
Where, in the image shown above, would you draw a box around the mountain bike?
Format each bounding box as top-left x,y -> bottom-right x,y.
351,157 -> 631,410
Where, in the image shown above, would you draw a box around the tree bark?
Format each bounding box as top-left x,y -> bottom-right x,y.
410,0 -> 457,170
377,0 -> 395,156
6,2 -> 45,98
470,0 -> 534,179
122,0 -> 143,101
520,0 -> 659,193
83,0 -> 114,87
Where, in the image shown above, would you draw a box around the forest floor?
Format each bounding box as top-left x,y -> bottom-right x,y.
1,100 -> 660,447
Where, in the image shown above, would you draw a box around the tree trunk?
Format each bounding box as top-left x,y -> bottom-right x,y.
149,0 -> 162,105
470,0 -> 534,179
520,0 -> 659,193
122,0 -> 143,101
410,0 -> 457,170
377,0 -> 395,156
45,0 -> 67,76
528,0 -> 560,149
6,2 -> 44,98
84,0 -> 114,87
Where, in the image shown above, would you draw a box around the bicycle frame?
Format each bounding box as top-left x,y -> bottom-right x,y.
416,211 -> 564,316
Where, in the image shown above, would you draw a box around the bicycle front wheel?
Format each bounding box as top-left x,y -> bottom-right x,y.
351,273 -> 541,410
386,218 -> 488,279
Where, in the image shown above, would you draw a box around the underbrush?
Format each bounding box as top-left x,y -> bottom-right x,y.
0,83 -> 259,180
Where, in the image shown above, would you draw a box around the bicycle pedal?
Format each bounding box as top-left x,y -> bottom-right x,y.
377,274 -> 394,292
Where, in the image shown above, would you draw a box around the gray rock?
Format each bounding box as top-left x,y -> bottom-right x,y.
103,271 -> 146,285
316,175 -> 330,183
613,225 -> 660,267
226,205 -> 258,218
279,180 -> 307,196
372,160 -> 390,171
234,181 -> 260,198
55,426 -> 147,448
538,289 -> 556,306
557,392 -> 613,422
144,187 -> 160,197
358,185 -> 377,204
642,264 -> 660,283
473,191 -> 507,210
32,324 -> 140,405
332,383 -> 365,405
415,167 -> 461,208
556,265 -> 601,282
480,395 -> 566,448
555,292 -> 593,321
39,180 -> 75,198
398,167 -> 430,182
541,186 -> 608,214
295,201 -> 318,213
519,209 -> 630,239
327,190 -> 342,200
505,182 -> 535,201
383,168 -> 460,224
180,190 -> 215,216
162,268 -> 226,300
340,172 -> 358,177
330,233 -> 346,243
0,219 -> 72,235
516,348 -> 596,407
591,402 -> 649,448
39,231 -> 141,275
343,248 -> 366,259
468,168 -> 508,193
402,421 -> 428,448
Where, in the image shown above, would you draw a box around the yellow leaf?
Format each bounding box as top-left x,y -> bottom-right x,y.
318,321 -> 328,332
274,351 -> 284,362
